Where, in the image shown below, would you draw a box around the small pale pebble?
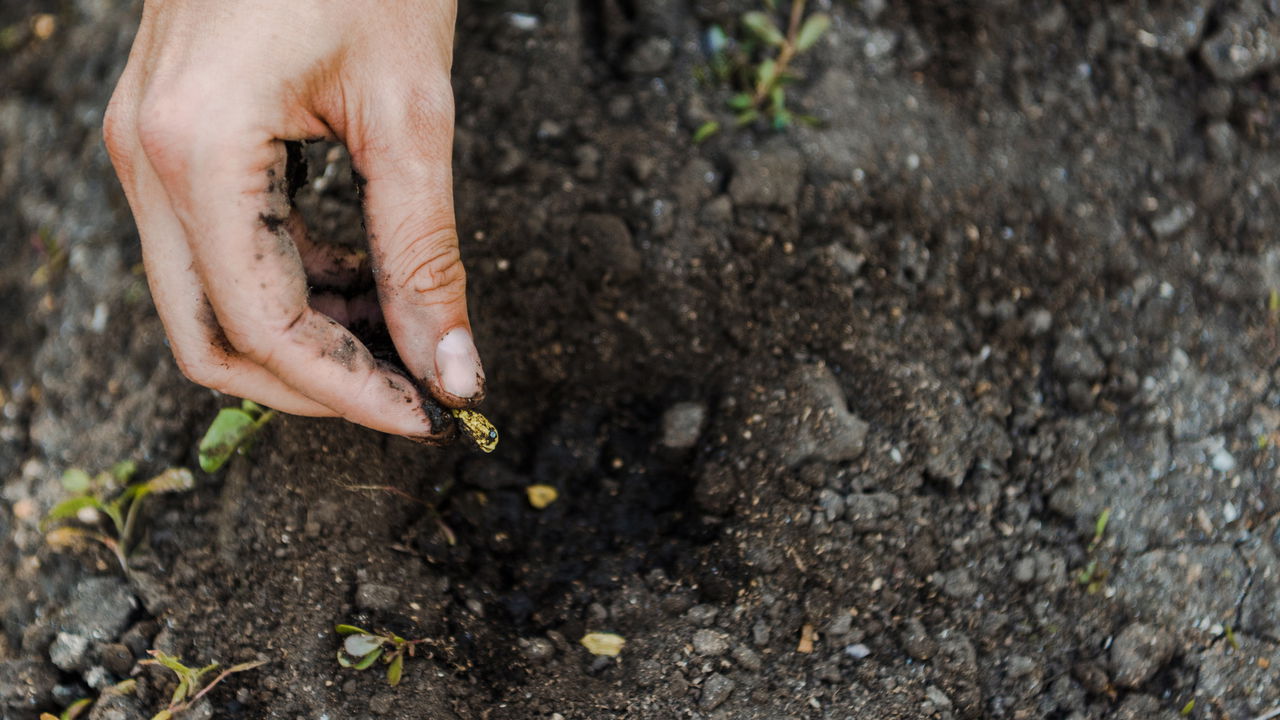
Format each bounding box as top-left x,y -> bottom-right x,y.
1211,448 -> 1236,473
845,643 -> 871,660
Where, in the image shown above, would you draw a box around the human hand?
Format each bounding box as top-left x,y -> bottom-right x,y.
103,0 -> 482,439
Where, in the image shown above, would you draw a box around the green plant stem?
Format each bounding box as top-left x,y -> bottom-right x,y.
752,0 -> 806,106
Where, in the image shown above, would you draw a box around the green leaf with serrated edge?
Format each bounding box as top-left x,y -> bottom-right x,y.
353,648 -> 383,670
337,650 -> 354,668
335,624 -> 370,635
198,408 -> 258,472
43,496 -> 104,530
109,460 -> 138,484
387,654 -> 404,686
727,92 -> 754,111
795,12 -> 831,52
61,469 -> 92,493
741,11 -> 783,45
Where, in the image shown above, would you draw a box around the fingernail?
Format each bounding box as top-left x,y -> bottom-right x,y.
435,328 -> 483,399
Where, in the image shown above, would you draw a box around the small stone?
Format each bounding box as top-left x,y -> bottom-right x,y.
1007,655 -> 1037,679
817,489 -> 844,523
1211,447 -> 1236,473
519,637 -> 555,662
778,364 -> 869,467
924,685 -> 953,712
661,402 -> 707,449
49,633 -> 90,672
369,692 -> 395,715
685,604 -> 718,627
0,659 -> 56,710
731,645 -> 762,671
845,492 -> 899,532
932,568 -> 978,599
1206,122 -> 1238,163
700,673 -> 735,709
355,583 -> 400,612
98,643 -> 134,676
61,578 -> 137,642
1200,7 -> 1280,82
692,629 -> 731,656
85,693 -> 144,720
624,37 -> 674,75
1150,203 -> 1195,238
698,196 -> 734,227
845,643 -> 871,660
628,155 -> 656,183
1110,622 -> 1175,688
1013,557 -> 1037,584
825,611 -> 853,637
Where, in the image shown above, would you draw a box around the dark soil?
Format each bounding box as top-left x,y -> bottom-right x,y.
3,1 -> 1280,719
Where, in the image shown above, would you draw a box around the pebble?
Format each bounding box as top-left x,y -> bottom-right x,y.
1200,6 -> 1280,82
692,629 -> 730,656
731,645 -> 762,672
661,402 -> 707,449
1206,121 -> 1238,162
817,489 -> 844,523
1006,654 -> 1037,679
519,637 -> 556,662
845,492 -> 899,532
1150,203 -> 1195,239
98,642 -> 134,676
845,643 -> 871,660
84,693 -> 144,720
355,583 -> 400,612
899,618 -> 936,661
932,568 -> 978,599
685,604 -> 719,627
1210,447 -> 1236,473
1052,330 -> 1105,381
699,673 -> 735,709
1109,622 -> 1175,688
60,577 -> 137,642
49,632 -> 89,672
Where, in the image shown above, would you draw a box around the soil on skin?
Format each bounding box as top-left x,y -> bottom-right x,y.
3,1 -> 1280,719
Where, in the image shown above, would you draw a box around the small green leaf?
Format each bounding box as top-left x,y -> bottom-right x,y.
63,698 -> 92,720
741,11 -> 784,46
344,634 -> 384,658
61,469 -> 92,493
109,460 -> 138,484
241,399 -> 264,415
1093,507 -> 1111,541
772,108 -> 792,130
727,92 -> 754,111
387,653 -> 404,686
337,650 -> 354,668
757,58 -> 778,88
171,679 -> 189,705
198,408 -> 258,473
735,109 -> 760,127
795,12 -> 831,52
1180,699 -> 1195,715
43,496 -> 104,529
769,85 -> 785,111
150,711 -> 173,720
335,624 -> 370,636
692,121 -> 720,144
353,648 -> 384,670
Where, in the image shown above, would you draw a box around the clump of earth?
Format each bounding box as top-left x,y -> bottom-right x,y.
2,0 -> 1280,718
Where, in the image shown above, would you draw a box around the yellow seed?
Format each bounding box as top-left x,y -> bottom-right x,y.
450,408 -> 498,453
31,14 -> 56,40
580,632 -> 625,656
526,484 -> 558,509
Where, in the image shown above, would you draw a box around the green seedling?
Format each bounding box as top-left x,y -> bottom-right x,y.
39,681 -> 137,720
1180,699 -> 1195,715
198,399 -> 275,472
698,0 -> 830,139
141,651 -> 265,720
336,624 -> 429,687
1075,506 -> 1112,593
44,462 -> 194,572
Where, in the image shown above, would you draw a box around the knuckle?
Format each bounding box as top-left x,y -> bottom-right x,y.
101,96 -> 134,170
135,87 -> 202,169
384,224 -> 467,303
172,346 -> 226,389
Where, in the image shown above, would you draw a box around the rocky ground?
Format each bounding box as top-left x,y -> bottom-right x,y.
3,0 -> 1280,718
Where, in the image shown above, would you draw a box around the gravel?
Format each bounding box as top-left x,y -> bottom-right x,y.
355,582 -> 400,612
660,402 -> 707,449
699,673 -> 735,710
59,577 -> 137,642
1109,622 -> 1175,688
691,629 -> 730,656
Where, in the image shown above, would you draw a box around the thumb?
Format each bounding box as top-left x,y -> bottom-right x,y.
351,87 -> 484,406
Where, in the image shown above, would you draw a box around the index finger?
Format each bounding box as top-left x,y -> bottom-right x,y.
138,106 -> 444,438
